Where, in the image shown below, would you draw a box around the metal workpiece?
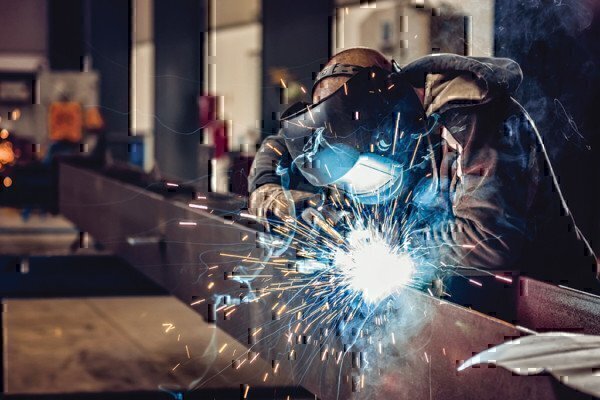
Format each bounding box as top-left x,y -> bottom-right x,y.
223,277 -> 570,399
517,278 -> 600,335
58,162 -> 598,399
59,161 -> 261,323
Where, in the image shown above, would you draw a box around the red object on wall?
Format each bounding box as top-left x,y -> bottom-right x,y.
211,120 -> 228,159
199,94 -> 228,159
199,95 -> 217,127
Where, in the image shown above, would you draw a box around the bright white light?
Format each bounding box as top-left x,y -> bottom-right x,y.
334,227 -> 414,303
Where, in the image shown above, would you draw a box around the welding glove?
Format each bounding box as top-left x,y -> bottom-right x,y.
300,206 -> 349,244
248,183 -> 324,231
301,206 -> 347,228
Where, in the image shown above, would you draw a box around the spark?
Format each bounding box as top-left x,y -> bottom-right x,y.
409,134 -> 423,168
162,323 -> 175,333
188,203 -> 208,210
179,221 -> 197,226
495,274 -> 513,284
307,106 -> 315,123
321,347 -> 329,361
218,343 -> 228,353
225,309 -> 236,318
185,345 -> 190,359
468,279 -> 483,287
332,227 -> 415,303
266,142 -> 283,156
392,112 -> 401,154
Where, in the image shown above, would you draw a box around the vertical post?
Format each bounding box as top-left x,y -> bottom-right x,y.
153,0 -> 204,181
261,0 -> 334,138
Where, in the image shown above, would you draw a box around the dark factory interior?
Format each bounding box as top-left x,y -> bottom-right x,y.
0,0 -> 599,399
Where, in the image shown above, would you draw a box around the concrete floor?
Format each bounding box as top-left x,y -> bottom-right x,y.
4,296 -> 293,395
0,208 -> 306,398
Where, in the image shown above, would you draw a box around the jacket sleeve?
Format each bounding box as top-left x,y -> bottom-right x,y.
411,100 -> 538,270
249,132 -> 317,194
248,135 -> 288,193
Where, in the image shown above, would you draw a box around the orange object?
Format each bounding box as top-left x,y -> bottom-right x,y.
48,101 -> 83,142
84,106 -> 105,131
0,142 -> 15,165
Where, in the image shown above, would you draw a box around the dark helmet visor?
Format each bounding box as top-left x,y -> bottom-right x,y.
280,66 -> 428,203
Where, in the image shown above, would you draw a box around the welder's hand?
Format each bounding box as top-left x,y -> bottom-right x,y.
248,184 -> 324,231
301,206 -> 347,244
301,206 -> 348,228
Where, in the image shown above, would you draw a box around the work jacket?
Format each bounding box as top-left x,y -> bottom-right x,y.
249,54 -> 598,290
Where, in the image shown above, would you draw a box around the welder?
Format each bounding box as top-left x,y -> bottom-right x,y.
248,48 -> 598,289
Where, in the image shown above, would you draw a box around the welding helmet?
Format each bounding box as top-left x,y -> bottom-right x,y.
280,63 -> 428,205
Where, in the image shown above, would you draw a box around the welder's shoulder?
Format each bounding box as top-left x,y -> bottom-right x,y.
249,133 -> 312,193
404,54 -> 523,99
248,134 -> 288,192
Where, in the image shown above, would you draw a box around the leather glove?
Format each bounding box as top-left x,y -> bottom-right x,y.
248,184 -> 324,230
301,206 -> 346,243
